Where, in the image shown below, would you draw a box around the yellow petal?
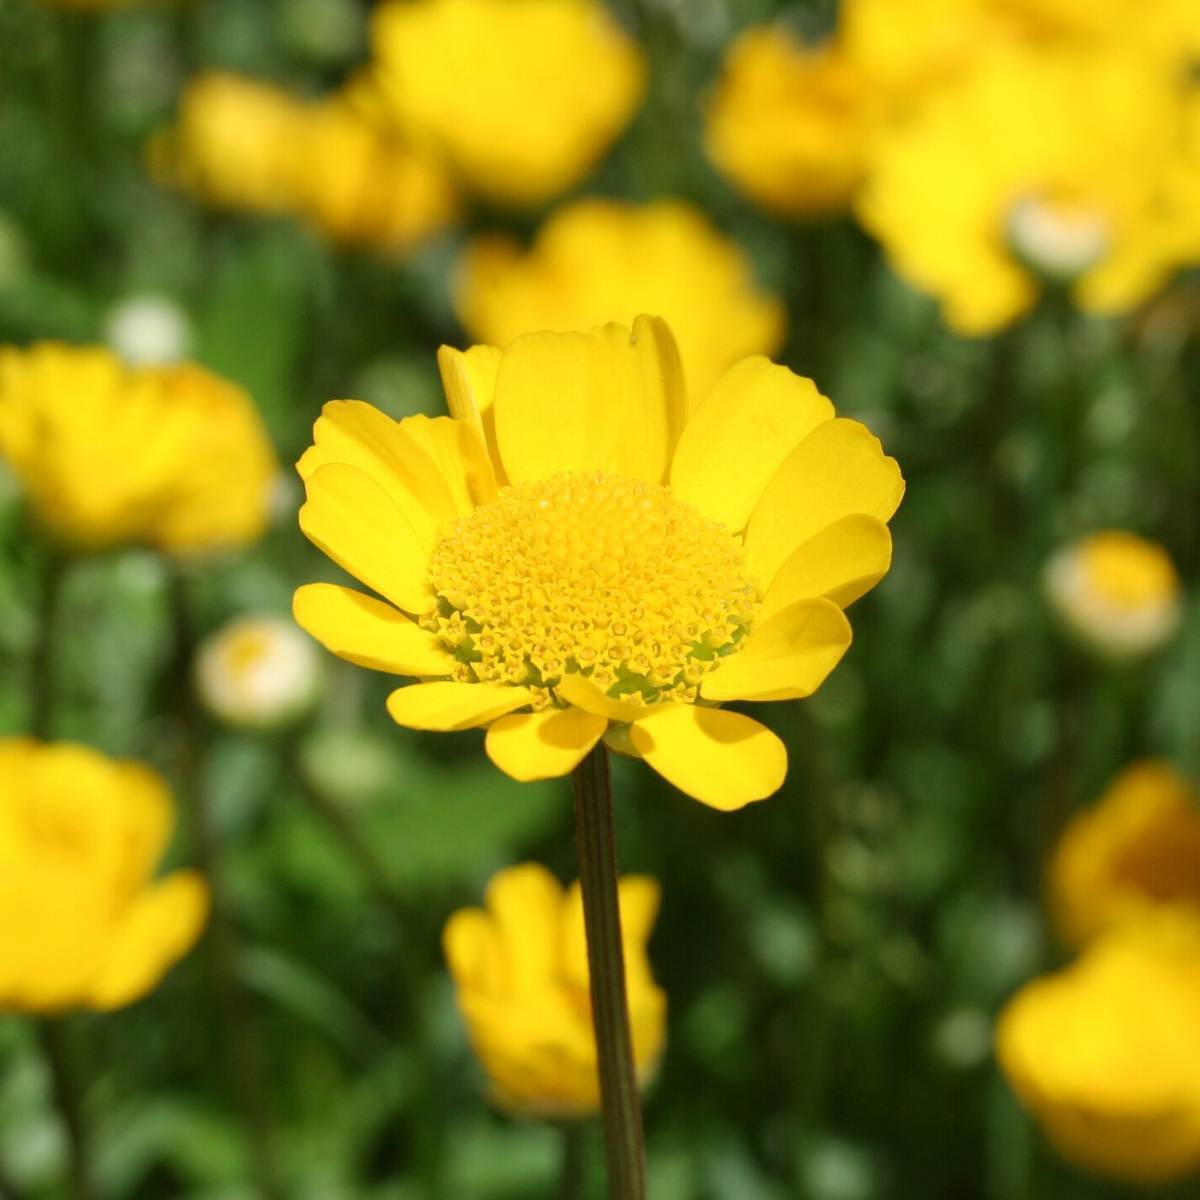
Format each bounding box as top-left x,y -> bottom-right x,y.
293,583 -> 454,676
759,515 -> 893,621
555,673 -> 654,723
386,681 -> 531,731
491,316 -> 685,484
670,357 -> 834,532
443,907 -> 499,991
485,708 -> 607,781
561,875 -> 661,992
437,343 -> 505,481
299,463 -> 434,614
484,863 -> 563,990
399,414 -> 499,512
87,873 -> 209,1011
744,418 -> 904,589
628,705 -> 787,811
701,598 -> 852,702
297,399 -> 459,546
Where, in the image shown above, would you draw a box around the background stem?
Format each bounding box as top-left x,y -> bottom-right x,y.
169,571 -> 284,1200
556,1122 -> 586,1200
571,744 -> 645,1200
29,547 -> 64,740
36,1020 -> 94,1200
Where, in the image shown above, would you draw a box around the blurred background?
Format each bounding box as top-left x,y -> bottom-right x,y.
1,0 -> 1199,1196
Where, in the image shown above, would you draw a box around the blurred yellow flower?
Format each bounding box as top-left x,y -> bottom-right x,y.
1006,0 -> 1200,62
151,75 -> 459,251
996,916 -> 1200,1184
1050,762 -> 1200,948
1044,530 -> 1182,660
195,614 -> 321,730
858,48 -> 1200,334
295,100 -> 461,252
293,316 -> 902,810
149,73 -> 309,216
443,863 -> 664,1116
705,28 -> 872,217
365,0 -> 645,207
454,198 -> 786,398
0,344 -> 277,554
0,738 -> 208,1013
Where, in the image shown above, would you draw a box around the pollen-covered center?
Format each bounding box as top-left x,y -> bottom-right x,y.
423,471 -> 756,709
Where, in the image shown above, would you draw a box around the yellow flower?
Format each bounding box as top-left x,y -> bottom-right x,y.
294,100 -> 460,252
195,614 -> 321,730
996,916 -> 1200,1185
292,316 -> 902,810
0,343 -> 278,554
149,73 -> 310,216
1005,0 -> 1200,63
0,738 -> 208,1013
858,47 -> 1200,334
443,863 -> 664,1117
365,0 -> 646,207
1049,762 -> 1200,948
151,75 -> 460,251
1044,530 -> 1182,660
705,28 -> 873,217
454,198 -> 786,398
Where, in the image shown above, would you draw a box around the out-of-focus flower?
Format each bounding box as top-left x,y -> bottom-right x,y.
104,294 -> 192,366
148,73 -> 309,215
996,916 -> 1200,1185
295,100 -> 460,252
858,48 -> 1200,334
293,316 -> 902,810
705,28 -> 873,217
1043,530 -> 1182,660
0,343 -> 277,554
1050,762 -> 1200,948
0,738 -> 208,1013
151,75 -> 460,252
365,0 -> 646,207
1007,0 -> 1200,64
454,198 -> 785,398
443,863 -> 665,1116
196,614 -> 321,730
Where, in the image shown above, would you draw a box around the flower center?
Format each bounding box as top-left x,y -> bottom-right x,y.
424,471 -> 756,708
1008,194 -> 1109,281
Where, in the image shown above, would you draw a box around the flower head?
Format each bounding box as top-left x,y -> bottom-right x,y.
364,0 -> 646,207
0,344 -> 278,554
455,198 -> 785,399
293,316 -> 902,810
858,47 -> 1200,334
443,863 -> 664,1117
705,29 -> 873,217
1044,530 -> 1182,660
996,915 -> 1200,1184
0,739 -> 208,1013
196,614 -> 321,730
1050,762 -> 1200,948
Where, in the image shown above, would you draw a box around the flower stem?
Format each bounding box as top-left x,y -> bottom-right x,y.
556,1122 -> 586,1200
36,1019 -> 94,1200
170,571 -> 283,1200
571,744 -> 645,1200
29,546 -> 65,740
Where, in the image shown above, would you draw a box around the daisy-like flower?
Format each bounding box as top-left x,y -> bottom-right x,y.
293,318 -> 902,810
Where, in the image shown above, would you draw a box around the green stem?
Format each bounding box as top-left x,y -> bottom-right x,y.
170,572 -> 284,1200
36,1019 -> 94,1200
571,744 -> 645,1200
29,547 -> 65,740
556,1122 -> 586,1200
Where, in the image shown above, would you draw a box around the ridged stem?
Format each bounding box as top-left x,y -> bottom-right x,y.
571,744 -> 645,1200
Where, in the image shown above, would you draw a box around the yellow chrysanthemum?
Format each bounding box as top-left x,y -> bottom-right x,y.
1049,762 -> 1200,948
858,47 -> 1200,334
705,28 -> 873,217
454,198 -> 785,399
151,75 -> 460,251
0,343 -> 277,554
0,739 -> 208,1013
1044,530 -> 1182,660
292,316 -> 903,810
996,915 -> 1200,1185
365,0 -> 646,207
444,863 -> 664,1117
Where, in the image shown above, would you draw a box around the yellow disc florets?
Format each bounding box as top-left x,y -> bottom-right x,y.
424,471 -> 757,709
